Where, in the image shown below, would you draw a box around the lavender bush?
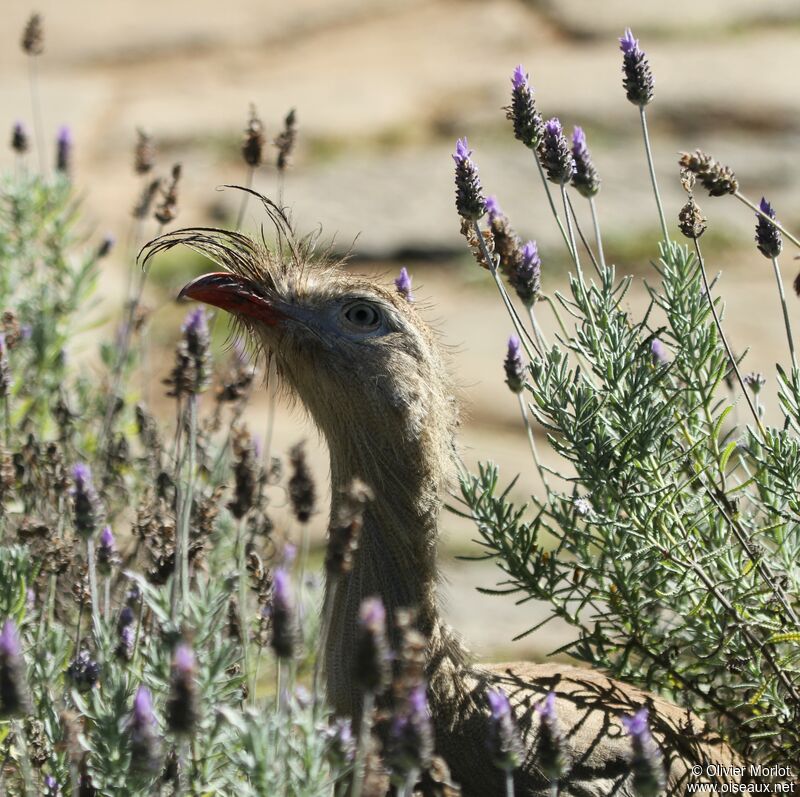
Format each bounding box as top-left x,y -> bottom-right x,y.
456,31 -> 800,769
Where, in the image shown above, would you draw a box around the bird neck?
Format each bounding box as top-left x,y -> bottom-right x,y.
322,417 -> 467,716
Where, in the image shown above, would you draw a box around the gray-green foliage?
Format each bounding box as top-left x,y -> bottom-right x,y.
460,239 -> 800,763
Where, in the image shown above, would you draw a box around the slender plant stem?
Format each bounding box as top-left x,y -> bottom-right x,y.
351,691 -> 375,797
235,167 -> 255,231
3,394 -> 11,449
532,156 -> 575,263
549,781 -> 558,797
638,107 -> 669,243
589,197 -> 606,270
173,394 -> 198,620
402,769 -> 419,797
770,255 -> 798,371
313,576 -> 338,706
27,56 -> 45,175
560,185 -> 582,280
693,239 -> 764,435
103,578 -> 111,623
527,305 -> 547,351
504,771 -> 515,797
737,192 -> 800,249
235,517 -> 251,701
517,393 -> 549,495
12,719 -> 35,796
565,194 -> 601,279
86,538 -> 102,642
472,221 -> 539,360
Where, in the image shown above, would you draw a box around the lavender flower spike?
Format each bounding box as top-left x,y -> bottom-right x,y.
166,643 -> 199,735
0,618 -> 31,717
619,28 -> 654,106
270,567 -> 296,660
755,197 -> 782,259
504,337 -> 526,395
452,137 -> 486,221
11,122 -> 29,154
56,125 -> 72,175
97,525 -> 119,576
71,462 -> 101,539
539,118 -> 575,186
622,708 -> 666,797
486,688 -> 523,773
387,683 -> 434,777
394,267 -> 414,302
650,338 -> 668,365
535,691 -> 569,782
510,240 -> 542,308
507,65 -> 544,150
353,596 -> 391,692
485,195 -> 502,220
571,126 -> 600,198
128,685 -> 161,773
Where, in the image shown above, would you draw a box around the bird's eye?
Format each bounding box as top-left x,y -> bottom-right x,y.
342,301 -> 382,331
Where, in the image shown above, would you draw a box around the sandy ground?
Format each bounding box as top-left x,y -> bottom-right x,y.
2,0 -> 800,661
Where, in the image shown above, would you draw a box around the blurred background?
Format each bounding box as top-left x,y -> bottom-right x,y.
2,0 -> 800,660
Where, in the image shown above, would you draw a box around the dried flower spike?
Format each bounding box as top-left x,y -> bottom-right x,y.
11,122 -> 29,155
242,105 -> 265,168
66,651 -> 100,692
510,240 -> 541,308
326,479 -> 373,576
0,619 -> 31,718
507,66 -> 544,151
678,196 -> 706,240
755,197 -> 782,258
288,442 -> 315,523
744,372 -> 766,395
394,267 -> 413,302
534,691 -> 569,782
55,126 -> 72,175
453,137 -> 486,221
571,126 -> 600,198
486,688 -> 524,773
166,644 -> 200,735
154,163 -> 181,225
619,28 -> 654,107
678,150 -> 738,197
275,108 -> 297,172
353,596 -> 391,693
22,13 -> 44,56
504,336 -> 526,394
127,686 -> 161,773
538,119 -> 574,186
622,708 -> 666,797
269,568 -> 296,660
134,129 -> 155,175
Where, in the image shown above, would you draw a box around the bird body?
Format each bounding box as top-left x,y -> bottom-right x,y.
151,204 -> 742,795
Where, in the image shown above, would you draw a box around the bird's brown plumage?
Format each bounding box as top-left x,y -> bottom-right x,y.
145,197 -> 743,796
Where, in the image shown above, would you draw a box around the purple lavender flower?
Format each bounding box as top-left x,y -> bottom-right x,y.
166,644 -> 199,735
323,717 -> 356,766
97,526 -> 118,576
394,267 -> 414,302
571,126 -> 601,198
650,338 -> 668,365
485,195 -> 502,219
66,650 -> 100,692
270,568 -> 296,660
0,619 -> 31,717
71,462 -> 101,539
507,65 -> 544,150
486,688 -> 524,773
43,775 -> 61,796
387,683 -> 434,777
539,118 -> 575,186
535,691 -> 569,781
504,337 -> 526,394
354,596 -> 391,693
755,197 -> 782,259
453,137 -> 486,221
619,28 -> 654,106
11,122 -> 29,154
179,306 -> 210,393
622,708 -> 666,797
56,125 -> 72,175
115,606 -> 136,662
128,685 -> 161,773
510,240 -> 542,308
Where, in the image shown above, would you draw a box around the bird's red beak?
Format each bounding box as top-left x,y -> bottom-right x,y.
179,272 -> 286,326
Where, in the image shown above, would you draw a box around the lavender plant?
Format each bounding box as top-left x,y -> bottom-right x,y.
456,29 -> 800,771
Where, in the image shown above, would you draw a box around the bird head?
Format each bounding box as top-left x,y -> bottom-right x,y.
142,197 -> 457,495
